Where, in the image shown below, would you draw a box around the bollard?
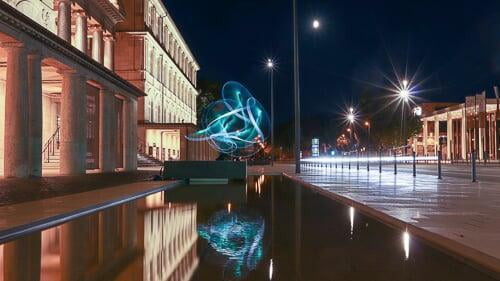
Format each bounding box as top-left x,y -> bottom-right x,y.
379,150 -> 382,173
356,151 -> 360,170
412,151 -> 416,177
341,156 -> 344,170
472,151 -> 477,182
367,151 -> 370,172
348,154 -> 351,170
437,150 -> 442,179
394,153 -> 397,175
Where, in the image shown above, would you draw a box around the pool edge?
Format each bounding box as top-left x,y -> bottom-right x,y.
283,172 -> 500,280
0,180 -> 185,244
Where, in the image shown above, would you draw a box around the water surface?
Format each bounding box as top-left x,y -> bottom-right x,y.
0,176 -> 495,281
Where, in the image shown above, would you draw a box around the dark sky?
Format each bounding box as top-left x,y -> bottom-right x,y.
167,0 -> 500,124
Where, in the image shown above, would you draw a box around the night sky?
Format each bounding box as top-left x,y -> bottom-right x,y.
167,0 -> 500,124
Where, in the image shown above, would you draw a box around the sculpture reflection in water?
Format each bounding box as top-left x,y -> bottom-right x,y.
198,209 -> 266,280
187,81 -> 271,157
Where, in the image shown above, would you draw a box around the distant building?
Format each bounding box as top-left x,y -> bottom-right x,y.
115,0 -> 216,162
413,92 -> 500,161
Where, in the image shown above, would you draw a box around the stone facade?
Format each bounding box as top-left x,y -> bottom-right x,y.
0,0 -> 143,177
115,0 -> 212,161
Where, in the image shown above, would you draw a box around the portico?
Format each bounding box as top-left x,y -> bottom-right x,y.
0,1 -> 142,177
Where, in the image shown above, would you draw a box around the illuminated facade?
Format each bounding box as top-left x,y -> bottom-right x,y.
115,0 -> 215,161
0,197 -> 199,281
414,94 -> 500,161
0,0 -> 142,177
139,194 -> 199,281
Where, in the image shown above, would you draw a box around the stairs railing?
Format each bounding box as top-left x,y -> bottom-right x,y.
42,127 -> 60,163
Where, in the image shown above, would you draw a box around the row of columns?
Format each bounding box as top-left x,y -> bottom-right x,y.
2,41 -> 137,177
3,203 -> 138,281
57,2 -> 114,70
422,111 -> 477,161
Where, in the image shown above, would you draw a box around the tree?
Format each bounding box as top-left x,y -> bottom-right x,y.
196,79 -> 222,123
359,90 -> 422,149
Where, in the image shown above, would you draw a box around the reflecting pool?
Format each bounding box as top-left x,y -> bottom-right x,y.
0,176 -> 496,281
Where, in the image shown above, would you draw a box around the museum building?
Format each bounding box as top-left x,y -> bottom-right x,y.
115,0 -> 217,162
0,0 -> 143,177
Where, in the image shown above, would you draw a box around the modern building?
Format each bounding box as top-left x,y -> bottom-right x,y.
413,90 -> 500,161
115,0 -> 217,162
0,0 -> 143,177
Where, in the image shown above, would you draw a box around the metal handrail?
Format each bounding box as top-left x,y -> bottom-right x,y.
42,127 -> 60,163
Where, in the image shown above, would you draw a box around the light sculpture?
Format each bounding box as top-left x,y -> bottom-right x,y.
198,210 -> 266,280
188,81 -> 271,157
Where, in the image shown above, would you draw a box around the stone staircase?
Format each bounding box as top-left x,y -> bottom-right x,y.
42,127 -> 60,171
43,149 -> 60,171
137,152 -> 163,167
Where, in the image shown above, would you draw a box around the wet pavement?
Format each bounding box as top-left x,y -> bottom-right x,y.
0,176 -> 496,281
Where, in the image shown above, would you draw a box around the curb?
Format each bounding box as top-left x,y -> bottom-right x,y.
0,180 -> 183,244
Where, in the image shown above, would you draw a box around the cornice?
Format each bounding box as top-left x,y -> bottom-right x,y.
0,1 -> 144,97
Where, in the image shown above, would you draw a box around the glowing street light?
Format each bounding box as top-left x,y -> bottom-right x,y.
313,19 -> 320,29
399,89 -> 410,102
347,113 -> 355,123
265,58 -> 276,166
292,0 -> 322,173
266,58 -> 275,69
346,107 -> 356,124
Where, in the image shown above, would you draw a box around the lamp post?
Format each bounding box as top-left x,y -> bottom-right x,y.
347,107 -> 355,149
399,79 -> 411,155
365,121 -> 371,171
266,58 -> 275,166
364,121 -> 371,147
293,0 -> 320,173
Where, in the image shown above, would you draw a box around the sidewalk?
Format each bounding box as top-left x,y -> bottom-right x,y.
0,170 -> 159,206
285,166 -> 500,277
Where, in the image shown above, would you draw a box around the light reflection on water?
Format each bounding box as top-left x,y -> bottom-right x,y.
198,209 -> 265,280
0,176 -> 496,281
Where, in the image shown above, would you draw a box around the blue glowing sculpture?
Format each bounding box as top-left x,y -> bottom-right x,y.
198,210 -> 265,280
187,81 -> 270,157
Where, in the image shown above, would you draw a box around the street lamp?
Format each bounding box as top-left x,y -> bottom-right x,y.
399,79 -> 412,153
293,0 -> 321,173
266,58 -> 275,166
313,19 -> 320,29
364,121 -> 371,150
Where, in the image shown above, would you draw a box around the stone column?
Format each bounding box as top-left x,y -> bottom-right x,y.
99,207 -> 120,262
3,43 -> 29,178
103,36 -> 114,70
57,0 -> 72,42
447,114 -> 452,161
28,53 -> 43,177
479,127 -> 484,160
461,109 -> 467,159
74,11 -> 87,53
60,217 -> 89,281
99,88 -> 115,172
60,70 -> 87,175
3,232 -> 41,281
123,98 -> 138,171
122,201 -> 138,249
91,26 -> 103,64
